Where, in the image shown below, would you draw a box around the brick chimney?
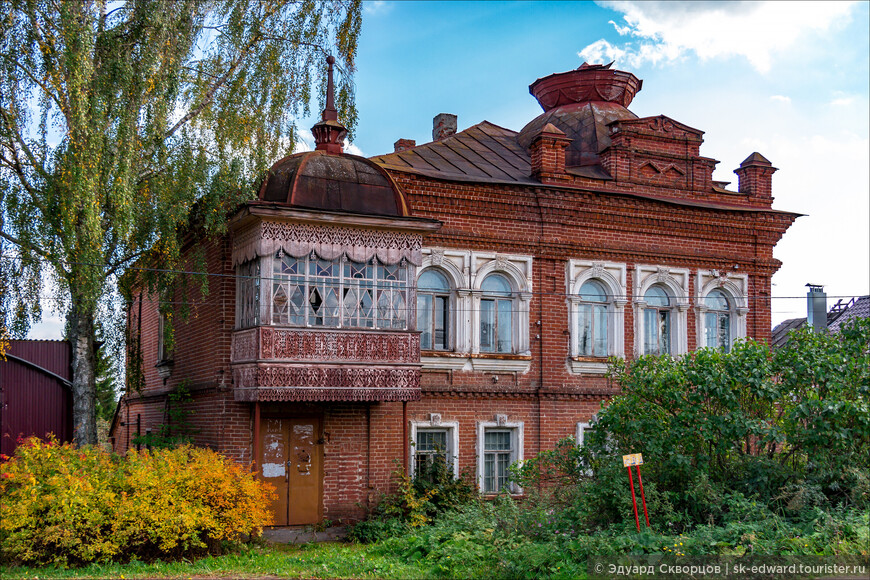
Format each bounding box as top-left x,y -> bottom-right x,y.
433,113 -> 457,141
734,152 -> 777,202
394,138 -> 416,153
529,123 -> 571,181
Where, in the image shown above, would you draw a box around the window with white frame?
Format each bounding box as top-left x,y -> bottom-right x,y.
634,265 -> 690,357
576,422 -> 594,448
477,419 -> 523,494
236,259 -> 260,329
576,421 -> 595,474
417,269 -> 452,351
567,261 -> 627,371
643,285 -> 674,355
695,271 -> 748,352
418,249 -> 532,370
704,288 -> 732,352
479,273 -> 515,353
577,280 -> 610,357
483,430 -> 513,492
271,252 -> 407,329
415,430 -> 449,480
410,420 -> 458,481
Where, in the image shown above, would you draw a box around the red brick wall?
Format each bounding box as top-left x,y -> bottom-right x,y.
113,114 -> 795,524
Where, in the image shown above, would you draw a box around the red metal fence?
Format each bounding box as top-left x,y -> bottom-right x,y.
0,340 -> 73,456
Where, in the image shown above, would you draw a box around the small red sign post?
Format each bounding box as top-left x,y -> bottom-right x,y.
622,453 -> 650,531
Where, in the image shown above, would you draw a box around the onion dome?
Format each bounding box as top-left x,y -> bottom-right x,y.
257,56 -> 411,217
517,62 -> 642,168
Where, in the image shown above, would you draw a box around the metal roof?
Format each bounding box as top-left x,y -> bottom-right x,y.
371,121 -> 537,186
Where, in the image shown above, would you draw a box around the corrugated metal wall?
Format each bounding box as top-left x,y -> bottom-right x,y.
0,340 -> 73,456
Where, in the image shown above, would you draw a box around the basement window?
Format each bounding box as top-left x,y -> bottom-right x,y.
476,419 -> 524,495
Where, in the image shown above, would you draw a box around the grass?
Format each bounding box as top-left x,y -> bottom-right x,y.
0,542 -> 441,580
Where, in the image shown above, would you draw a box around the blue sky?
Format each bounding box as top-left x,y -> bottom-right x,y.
27,0 -> 869,337
337,0 -> 868,326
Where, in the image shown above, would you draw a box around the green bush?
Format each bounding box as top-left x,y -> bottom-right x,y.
370,497 -> 867,579
0,437 -> 273,567
517,319 -> 870,529
348,463 -> 477,544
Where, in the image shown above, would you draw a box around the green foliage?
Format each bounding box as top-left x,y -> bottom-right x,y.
369,497 -> 868,579
552,318 -> 870,527
0,437 -> 273,567
348,464 -> 477,544
412,457 -> 478,515
2,503 -> 867,579
0,0 -> 362,445
131,382 -> 198,449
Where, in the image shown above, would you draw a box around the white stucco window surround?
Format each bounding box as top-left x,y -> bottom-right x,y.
418,249 -> 533,373
418,249 -> 471,355
566,260 -> 627,374
410,415 -> 459,480
695,270 -> 748,351
576,421 -> 594,447
633,265 -> 691,356
470,252 -> 532,358
476,415 -> 524,494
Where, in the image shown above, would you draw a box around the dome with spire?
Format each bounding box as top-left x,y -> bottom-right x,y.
257,56 -> 411,217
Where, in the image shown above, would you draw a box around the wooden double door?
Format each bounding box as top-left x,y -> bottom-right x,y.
260,417 -> 323,526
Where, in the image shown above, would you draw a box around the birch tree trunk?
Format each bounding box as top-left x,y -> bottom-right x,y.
68,301 -> 98,447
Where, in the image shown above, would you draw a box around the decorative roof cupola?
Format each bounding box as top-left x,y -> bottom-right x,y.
518,63 -> 641,171
311,56 -> 347,155
228,56 -> 441,405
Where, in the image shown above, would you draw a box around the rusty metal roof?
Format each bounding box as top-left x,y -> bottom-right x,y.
258,150 -> 411,217
517,101 -> 638,167
371,121 -> 538,185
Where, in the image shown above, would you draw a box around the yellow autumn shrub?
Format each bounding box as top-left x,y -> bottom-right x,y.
0,437 -> 273,566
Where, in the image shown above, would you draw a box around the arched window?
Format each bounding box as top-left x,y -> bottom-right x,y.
704,288 -> 732,352
418,269 -> 451,350
643,285 -> 672,355
480,274 -> 514,353
578,280 -> 609,357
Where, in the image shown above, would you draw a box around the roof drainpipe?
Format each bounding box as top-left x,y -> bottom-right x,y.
806,284 -> 827,333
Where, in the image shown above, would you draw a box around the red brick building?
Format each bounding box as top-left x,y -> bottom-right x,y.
111,62 -> 797,525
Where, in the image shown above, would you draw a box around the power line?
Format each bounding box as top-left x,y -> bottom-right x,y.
2,256 -> 865,301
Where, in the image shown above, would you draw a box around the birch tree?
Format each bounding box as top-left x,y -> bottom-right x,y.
0,0 -> 361,445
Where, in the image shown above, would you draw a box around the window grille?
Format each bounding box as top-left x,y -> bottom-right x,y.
272,253 -> 407,330
237,260 -> 261,328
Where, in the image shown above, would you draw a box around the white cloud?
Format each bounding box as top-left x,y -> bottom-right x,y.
26,313 -> 65,340
293,128 -> 314,153
830,96 -> 855,106
751,132 -> 869,322
344,142 -> 365,157
363,1 -> 392,16
581,1 -> 858,72
290,128 -> 364,157
770,95 -> 791,104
